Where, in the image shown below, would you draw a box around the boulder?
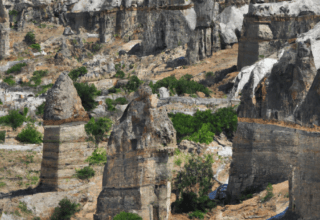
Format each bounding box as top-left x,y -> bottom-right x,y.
63,26 -> 74,35
158,87 -> 170,98
43,72 -> 89,125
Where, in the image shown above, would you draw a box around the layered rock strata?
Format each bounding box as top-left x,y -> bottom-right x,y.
40,73 -> 93,191
238,0 -> 320,69
228,22 -> 320,210
94,85 -> 177,220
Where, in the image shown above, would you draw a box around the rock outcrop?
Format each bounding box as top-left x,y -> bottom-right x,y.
0,0 -> 9,59
40,73 -> 93,191
228,21 -> 320,220
238,0 -> 320,69
95,85 -> 177,220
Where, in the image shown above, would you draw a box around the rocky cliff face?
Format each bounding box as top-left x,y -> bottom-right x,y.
228,18 -> 320,220
238,0 -> 320,70
95,85 -> 176,220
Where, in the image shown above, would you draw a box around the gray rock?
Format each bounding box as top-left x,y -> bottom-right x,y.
158,87 -> 170,98
63,26 -> 74,35
43,72 -> 88,122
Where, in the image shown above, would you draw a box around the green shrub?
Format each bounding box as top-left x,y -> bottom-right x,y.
50,198 -> 80,220
9,10 -> 18,16
106,97 -> 128,111
18,202 -> 32,214
38,23 -> 46,28
114,97 -> 128,105
0,99 -> 2,104
108,87 -> 122,94
85,117 -> 112,144
206,72 -> 214,78
115,63 -> 121,71
173,154 -> 216,213
114,70 -> 125,78
36,84 -> 53,96
17,124 -> 43,144
0,182 -> 5,188
261,183 -> 274,202
23,70 -> 48,86
74,82 -> 99,111
126,76 -> 143,93
85,148 -> 107,165
30,44 -> 41,52
75,166 -> 95,179
0,131 -> 5,142
188,210 -> 206,219
0,109 -> 27,130
68,67 -> 88,81
25,32 -> 36,45
105,98 -> 116,111
6,63 -> 27,74
149,74 -> 210,96
113,211 -> 142,220
3,76 -> 15,86
32,217 -> 41,220
169,107 -> 237,143
36,103 -> 45,116
92,43 -> 102,52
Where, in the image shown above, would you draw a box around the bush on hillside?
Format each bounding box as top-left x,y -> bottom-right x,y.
24,32 -> 36,45
17,124 -> 43,144
105,97 -> 128,111
113,212 -> 143,220
68,67 -> 88,81
0,109 -> 27,130
173,154 -> 216,214
126,75 -> 143,93
3,76 -> 15,86
188,210 -> 207,219
50,198 -> 80,220
0,130 -> 5,143
21,70 -> 49,87
30,44 -> 41,52
261,183 -> 274,202
74,82 -> 100,111
114,70 -> 125,78
149,74 -> 210,96
85,148 -> 107,165
6,63 -> 27,74
85,117 -> 113,144
36,103 -> 45,116
169,107 -> 237,143
75,166 -> 95,179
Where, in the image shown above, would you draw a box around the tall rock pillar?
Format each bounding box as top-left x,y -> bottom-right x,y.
40,73 -> 92,191
0,0 -> 9,59
94,85 -> 177,220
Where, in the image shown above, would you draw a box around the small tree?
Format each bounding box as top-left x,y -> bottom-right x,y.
17,123 -> 43,144
126,76 -> 143,93
173,154 -> 216,213
74,82 -> 99,111
85,117 -> 112,145
0,109 -> 27,130
68,67 -> 88,81
25,31 -> 36,45
75,166 -> 95,179
50,198 -> 80,220
85,148 -> 107,165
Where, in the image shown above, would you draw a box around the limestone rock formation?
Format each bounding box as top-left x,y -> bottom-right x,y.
40,73 -> 92,191
95,85 -> 177,220
238,0 -> 320,69
43,72 -> 89,125
0,0 -> 9,59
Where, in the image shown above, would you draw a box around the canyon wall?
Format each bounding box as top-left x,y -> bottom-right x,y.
94,85 -> 177,220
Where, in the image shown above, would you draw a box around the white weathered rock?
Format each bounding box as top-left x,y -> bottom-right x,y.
0,144 -> 43,152
220,28 -> 238,45
231,58 -> 279,99
118,40 -> 142,55
63,27 -> 74,35
0,213 -> 24,220
218,146 -> 232,157
158,87 -> 170,98
181,7 -> 197,31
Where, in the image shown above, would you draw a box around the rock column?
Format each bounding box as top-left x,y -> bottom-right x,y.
0,0 -> 9,59
40,73 -> 92,191
94,85 -> 177,220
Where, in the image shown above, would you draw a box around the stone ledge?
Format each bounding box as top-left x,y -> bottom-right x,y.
43,116 -> 90,126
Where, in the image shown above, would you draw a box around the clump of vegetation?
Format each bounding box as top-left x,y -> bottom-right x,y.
3,76 -> 15,86
149,74 -> 211,96
30,44 -> 41,52
20,70 -> 48,87
68,67 -> 88,81
36,84 -> 53,96
125,76 -> 143,93
261,183 -> 274,202
38,23 -> 46,28
113,211 -> 142,220
172,154 -> 216,214
169,107 -> 237,144
17,123 -> 43,144
6,62 -> 27,74
9,10 -> 18,16
188,210 -> 207,219
75,166 -> 95,179
24,31 -> 36,45
92,43 -> 102,52
105,97 -> 128,111
0,130 -> 5,143
108,87 -> 122,94
85,117 -> 113,144
0,109 -> 28,130
36,103 -> 45,116
85,148 -> 107,165
0,99 -> 2,104
206,72 -> 214,78
114,70 -> 125,78
18,202 -> 32,214
50,198 -> 80,220
74,82 -> 100,111
0,182 -> 5,188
